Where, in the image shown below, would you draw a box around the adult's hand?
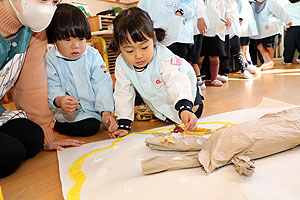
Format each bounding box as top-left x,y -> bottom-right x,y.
43,139 -> 85,151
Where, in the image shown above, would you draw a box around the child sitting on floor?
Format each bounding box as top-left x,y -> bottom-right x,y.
46,4 -> 117,137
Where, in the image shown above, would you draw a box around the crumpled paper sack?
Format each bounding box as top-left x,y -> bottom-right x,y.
145,135 -> 207,151
142,107 -> 300,176
199,107 -> 300,175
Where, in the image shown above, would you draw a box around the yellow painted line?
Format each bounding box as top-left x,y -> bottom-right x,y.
66,121 -> 236,200
0,186 -> 3,200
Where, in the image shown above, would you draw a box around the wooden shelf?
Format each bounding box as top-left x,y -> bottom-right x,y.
97,0 -> 138,5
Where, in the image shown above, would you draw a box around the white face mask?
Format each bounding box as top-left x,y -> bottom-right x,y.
9,0 -> 57,32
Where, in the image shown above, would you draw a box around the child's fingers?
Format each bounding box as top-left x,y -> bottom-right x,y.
109,129 -> 123,138
108,132 -> 116,139
117,131 -> 129,138
108,123 -> 118,132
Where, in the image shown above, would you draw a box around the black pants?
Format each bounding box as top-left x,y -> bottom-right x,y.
0,118 -> 44,178
167,42 -> 190,60
54,118 -> 100,137
283,26 -> 300,63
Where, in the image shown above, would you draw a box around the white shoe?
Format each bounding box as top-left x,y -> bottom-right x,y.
217,74 -> 228,83
246,64 -> 260,74
281,61 -> 292,65
296,58 -> 300,64
240,70 -> 253,79
197,80 -> 206,90
259,61 -> 274,71
211,79 -> 223,87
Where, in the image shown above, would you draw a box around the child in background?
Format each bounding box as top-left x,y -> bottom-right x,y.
110,7 -> 204,138
187,0 -> 208,89
219,0 -> 253,82
138,0 -> 196,60
238,0 -> 260,74
251,0 -> 292,70
198,0 -> 234,87
283,0 -> 300,64
46,4 -> 117,137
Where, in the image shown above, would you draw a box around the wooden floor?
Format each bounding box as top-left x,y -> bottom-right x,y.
1,60 -> 300,200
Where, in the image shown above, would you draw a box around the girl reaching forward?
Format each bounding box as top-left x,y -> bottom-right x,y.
110,7 -> 204,138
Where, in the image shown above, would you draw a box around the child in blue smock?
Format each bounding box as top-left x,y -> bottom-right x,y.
46,4 -> 117,137
138,0 -> 196,60
110,7 -> 204,138
251,0 -> 292,70
283,0 -> 300,64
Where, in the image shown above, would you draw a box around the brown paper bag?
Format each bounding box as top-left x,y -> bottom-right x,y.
198,107 -> 300,175
141,152 -> 200,175
145,135 -> 206,151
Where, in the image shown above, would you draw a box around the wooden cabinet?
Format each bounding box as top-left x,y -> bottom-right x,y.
89,15 -> 117,73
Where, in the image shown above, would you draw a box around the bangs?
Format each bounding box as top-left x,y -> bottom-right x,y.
55,21 -> 91,41
117,15 -> 154,46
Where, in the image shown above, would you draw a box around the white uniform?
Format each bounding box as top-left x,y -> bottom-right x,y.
203,0 -> 235,41
251,0 -> 292,39
237,0 -> 258,37
114,43 -> 198,124
193,0 -> 209,35
138,0 -> 196,46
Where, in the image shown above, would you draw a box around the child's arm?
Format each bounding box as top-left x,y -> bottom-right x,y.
160,56 -> 199,131
90,50 -> 115,116
196,0 -> 207,34
112,57 -> 136,137
224,0 -> 236,27
46,52 -> 68,110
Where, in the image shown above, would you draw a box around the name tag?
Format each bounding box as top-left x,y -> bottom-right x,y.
167,1 -> 178,8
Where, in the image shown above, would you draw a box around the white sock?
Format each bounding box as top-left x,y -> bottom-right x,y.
263,54 -> 272,63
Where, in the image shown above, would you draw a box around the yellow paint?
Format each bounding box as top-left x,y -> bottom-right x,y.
66,121 -> 236,200
0,186 -> 3,200
97,36 -> 109,72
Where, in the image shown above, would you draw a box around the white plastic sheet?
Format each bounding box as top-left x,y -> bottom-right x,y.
57,98 -> 300,200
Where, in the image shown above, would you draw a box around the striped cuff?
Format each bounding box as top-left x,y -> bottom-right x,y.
175,99 -> 194,119
118,119 -> 132,131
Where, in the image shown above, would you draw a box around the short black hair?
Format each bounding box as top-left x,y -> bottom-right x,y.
46,3 -> 91,44
110,7 -> 165,52
289,0 -> 300,3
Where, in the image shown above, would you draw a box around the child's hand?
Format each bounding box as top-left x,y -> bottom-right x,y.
197,18 -> 207,34
286,22 -> 292,28
225,18 -> 232,27
108,129 -> 129,139
180,110 -> 198,132
55,96 -> 79,114
102,112 -> 118,132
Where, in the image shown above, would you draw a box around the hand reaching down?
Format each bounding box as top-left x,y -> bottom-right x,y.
101,111 -> 118,132
180,110 -> 198,132
108,129 -> 129,139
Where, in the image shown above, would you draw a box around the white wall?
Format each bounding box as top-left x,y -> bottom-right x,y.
62,0 -> 137,16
